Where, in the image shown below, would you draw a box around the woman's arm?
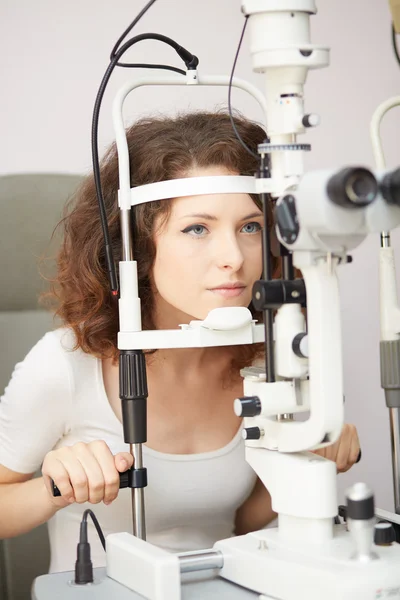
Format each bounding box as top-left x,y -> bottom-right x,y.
0,465 -> 61,538
234,477 -> 277,536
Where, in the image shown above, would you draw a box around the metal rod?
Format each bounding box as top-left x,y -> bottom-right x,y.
130,443 -> 147,539
281,244 -> 294,281
177,550 -> 224,573
260,195 -> 276,383
389,408 -> 400,514
120,209 -> 133,261
276,413 -> 294,421
381,231 -> 391,248
259,154 -> 276,383
121,204 -> 146,540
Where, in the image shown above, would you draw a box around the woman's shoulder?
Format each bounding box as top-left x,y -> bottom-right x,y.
24,326 -> 97,378
8,326 -> 98,400
30,326 -> 80,360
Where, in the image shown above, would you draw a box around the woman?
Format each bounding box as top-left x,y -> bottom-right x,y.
0,111 -> 360,573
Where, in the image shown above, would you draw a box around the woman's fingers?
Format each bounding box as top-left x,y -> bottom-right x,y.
90,441 -> 127,504
42,441 -> 134,506
114,452 -> 134,472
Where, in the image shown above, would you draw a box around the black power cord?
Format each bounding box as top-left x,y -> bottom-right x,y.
92,29 -> 198,296
110,0 -> 158,63
227,15 -> 260,161
74,509 -> 106,585
92,35 -> 197,296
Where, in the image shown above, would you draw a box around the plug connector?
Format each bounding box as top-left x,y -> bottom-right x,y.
74,521 -> 93,584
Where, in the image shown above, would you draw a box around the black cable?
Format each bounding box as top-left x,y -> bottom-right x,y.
392,22 -> 400,67
228,16 -> 260,160
83,509 -> 106,550
92,29 -> 197,295
74,509 -> 106,584
118,63 -> 186,75
113,32 -> 199,70
110,0 -> 158,61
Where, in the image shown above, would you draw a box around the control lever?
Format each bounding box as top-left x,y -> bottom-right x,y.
51,468 -> 134,497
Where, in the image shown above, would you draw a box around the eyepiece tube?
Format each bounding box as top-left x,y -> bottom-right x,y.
327,167 -> 378,209
381,168 -> 400,206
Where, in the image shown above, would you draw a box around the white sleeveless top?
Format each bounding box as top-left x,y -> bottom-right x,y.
0,328 -> 257,573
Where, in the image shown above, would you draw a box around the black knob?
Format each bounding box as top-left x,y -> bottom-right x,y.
234,396 -> 261,418
243,427 -> 263,440
374,521 -> 396,546
302,114 -> 320,128
252,279 -> 306,311
292,333 -> 308,358
338,505 -> 347,522
346,483 -> 375,520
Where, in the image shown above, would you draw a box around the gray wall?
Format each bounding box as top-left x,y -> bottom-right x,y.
0,0 -> 399,515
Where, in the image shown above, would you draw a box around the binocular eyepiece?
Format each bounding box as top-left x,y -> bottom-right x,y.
327,166 -> 400,210
381,168 -> 400,206
327,167 -> 378,209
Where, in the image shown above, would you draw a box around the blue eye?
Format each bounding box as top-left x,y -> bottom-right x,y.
181,224 -> 208,236
242,222 -> 262,234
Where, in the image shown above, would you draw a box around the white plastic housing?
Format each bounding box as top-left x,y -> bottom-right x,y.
380,247 -> 400,341
106,532 -> 181,600
118,307 -> 264,349
242,0 -> 329,189
237,378 -> 310,418
214,524 -> 400,600
245,448 -> 337,520
242,255 -> 344,453
118,320 -> 264,350
275,304 -> 307,378
365,188 -> 400,232
119,261 -> 141,332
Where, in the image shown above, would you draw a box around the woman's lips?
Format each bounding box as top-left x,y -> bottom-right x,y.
209,286 -> 246,298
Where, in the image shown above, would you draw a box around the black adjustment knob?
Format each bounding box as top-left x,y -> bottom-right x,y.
302,114 -> 320,128
292,333 -> 308,358
252,279 -> 306,311
119,350 -> 148,445
243,427 -> 263,440
234,396 -> 261,418
346,482 -> 375,521
374,521 -> 396,546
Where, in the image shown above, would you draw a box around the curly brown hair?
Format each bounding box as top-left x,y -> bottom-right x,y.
43,111 -> 279,373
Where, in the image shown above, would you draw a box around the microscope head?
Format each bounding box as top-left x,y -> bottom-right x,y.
274,167 -> 400,255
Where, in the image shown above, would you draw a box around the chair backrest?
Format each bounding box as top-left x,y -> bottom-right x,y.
0,172 -> 83,600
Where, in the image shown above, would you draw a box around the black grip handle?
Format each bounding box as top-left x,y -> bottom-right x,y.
356,449 -> 362,463
51,470 -> 132,497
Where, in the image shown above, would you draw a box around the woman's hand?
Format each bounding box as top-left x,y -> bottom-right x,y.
41,440 -> 133,508
310,423 -> 361,473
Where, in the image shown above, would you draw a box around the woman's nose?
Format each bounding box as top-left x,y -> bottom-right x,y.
214,233 -> 244,271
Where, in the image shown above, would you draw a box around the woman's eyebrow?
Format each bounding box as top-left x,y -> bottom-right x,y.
179,211 -> 263,221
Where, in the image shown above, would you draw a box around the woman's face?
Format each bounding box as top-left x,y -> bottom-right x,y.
152,165 -> 264,327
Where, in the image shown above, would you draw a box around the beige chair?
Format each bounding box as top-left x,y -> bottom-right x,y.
0,173 -> 83,600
